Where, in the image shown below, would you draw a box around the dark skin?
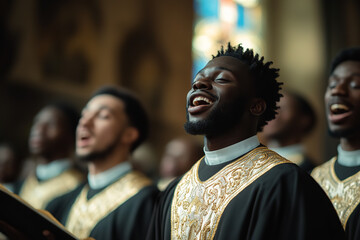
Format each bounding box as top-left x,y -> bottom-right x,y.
28,106 -> 74,163
325,60 -> 360,151
260,92 -> 311,148
187,56 -> 266,151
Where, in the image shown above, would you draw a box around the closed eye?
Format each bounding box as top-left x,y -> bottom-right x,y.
215,78 -> 230,83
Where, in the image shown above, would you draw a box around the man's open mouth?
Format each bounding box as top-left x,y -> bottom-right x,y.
192,96 -> 214,106
330,103 -> 350,115
328,103 -> 353,123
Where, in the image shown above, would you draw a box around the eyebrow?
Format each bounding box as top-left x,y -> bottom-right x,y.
82,105 -> 116,114
331,73 -> 360,78
196,66 -> 233,76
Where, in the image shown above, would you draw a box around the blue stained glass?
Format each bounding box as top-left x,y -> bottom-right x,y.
192,57 -> 209,80
194,0 -> 219,19
237,4 -> 245,28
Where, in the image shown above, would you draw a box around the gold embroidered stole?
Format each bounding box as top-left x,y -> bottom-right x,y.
19,169 -> 83,209
311,157 -> 360,228
171,147 -> 290,240
65,171 -> 152,238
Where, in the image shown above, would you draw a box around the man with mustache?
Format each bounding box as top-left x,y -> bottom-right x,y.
46,86 -> 159,240
147,43 -> 345,239
312,47 -> 360,240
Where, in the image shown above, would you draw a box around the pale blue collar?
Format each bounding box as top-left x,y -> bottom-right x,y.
36,159 -> 71,181
337,145 -> 360,167
204,135 -> 260,166
270,144 -> 304,159
88,162 -> 132,189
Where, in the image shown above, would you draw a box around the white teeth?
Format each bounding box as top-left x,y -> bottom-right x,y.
193,96 -> 213,106
330,104 -> 349,112
330,103 -> 350,115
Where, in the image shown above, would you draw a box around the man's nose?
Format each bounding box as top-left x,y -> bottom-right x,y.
331,81 -> 348,96
78,113 -> 93,127
192,78 -> 212,90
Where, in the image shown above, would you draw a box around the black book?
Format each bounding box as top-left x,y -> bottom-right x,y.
0,185 -> 78,240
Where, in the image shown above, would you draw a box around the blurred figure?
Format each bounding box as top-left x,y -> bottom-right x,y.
312,47 -> 360,239
260,90 -> 317,172
17,102 -> 85,209
157,136 -> 203,190
0,142 -> 24,193
131,143 -> 159,179
46,86 -> 158,240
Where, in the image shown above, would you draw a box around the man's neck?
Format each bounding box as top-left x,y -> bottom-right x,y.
204,130 -> 256,151
340,137 -> 360,151
88,152 -> 129,175
204,135 -> 259,165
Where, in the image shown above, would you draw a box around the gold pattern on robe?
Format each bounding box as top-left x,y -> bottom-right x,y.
19,169 -> 84,209
171,147 -> 290,240
65,171 -> 152,238
311,157 -> 360,228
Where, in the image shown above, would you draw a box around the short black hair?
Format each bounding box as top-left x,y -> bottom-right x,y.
213,42 -> 283,131
91,86 -> 149,152
46,101 -> 80,140
330,47 -> 360,74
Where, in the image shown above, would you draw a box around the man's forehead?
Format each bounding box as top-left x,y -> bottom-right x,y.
203,56 -> 249,73
85,94 -> 125,111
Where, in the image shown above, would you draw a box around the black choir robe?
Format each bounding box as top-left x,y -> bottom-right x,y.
46,170 -> 159,240
148,146 -> 345,240
312,157 -> 360,240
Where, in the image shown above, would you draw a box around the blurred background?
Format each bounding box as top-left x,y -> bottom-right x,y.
0,0 -> 359,170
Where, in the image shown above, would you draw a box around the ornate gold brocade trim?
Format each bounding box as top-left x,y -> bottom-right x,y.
311,157 -> 360,228
19,169 -> 84,209
171,146 -> 290,240
65,171 -> 152,238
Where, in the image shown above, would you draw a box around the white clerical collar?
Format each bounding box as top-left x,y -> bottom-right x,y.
270,144 -> 304,159
337,145 -> 360,167
36,159 -> 71,181
88,161 -> 132,190
204,135 -> 260,166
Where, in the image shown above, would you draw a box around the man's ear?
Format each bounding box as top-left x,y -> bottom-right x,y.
122,127 -> 139,145
250,98 -> 266,116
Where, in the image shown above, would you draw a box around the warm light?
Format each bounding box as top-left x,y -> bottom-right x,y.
220,1 -> 238,24
232,32 -> 261,53
193,35 -> 213,53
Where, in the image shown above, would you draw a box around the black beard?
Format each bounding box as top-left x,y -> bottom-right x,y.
76,140 -> 118,163
328,127 -> 354,138
184,97 -> 246,136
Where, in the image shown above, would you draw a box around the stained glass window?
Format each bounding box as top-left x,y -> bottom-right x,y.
192,0 -> 263,78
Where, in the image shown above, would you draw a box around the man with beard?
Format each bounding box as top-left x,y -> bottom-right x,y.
259,90 -> 317,173
312,47 -> 360,240
17,102 -> 85,209
147,43 -> 345,240
46,86 -> 158,240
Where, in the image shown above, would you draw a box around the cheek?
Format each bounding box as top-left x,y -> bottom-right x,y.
95,124 -> 122,144
324,90 -> 331,103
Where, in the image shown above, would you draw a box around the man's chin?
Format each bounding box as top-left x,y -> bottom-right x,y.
328,127 -> 354,138
76,153 -> 99,162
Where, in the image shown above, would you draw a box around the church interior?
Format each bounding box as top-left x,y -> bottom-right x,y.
0,0 -> 359,174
